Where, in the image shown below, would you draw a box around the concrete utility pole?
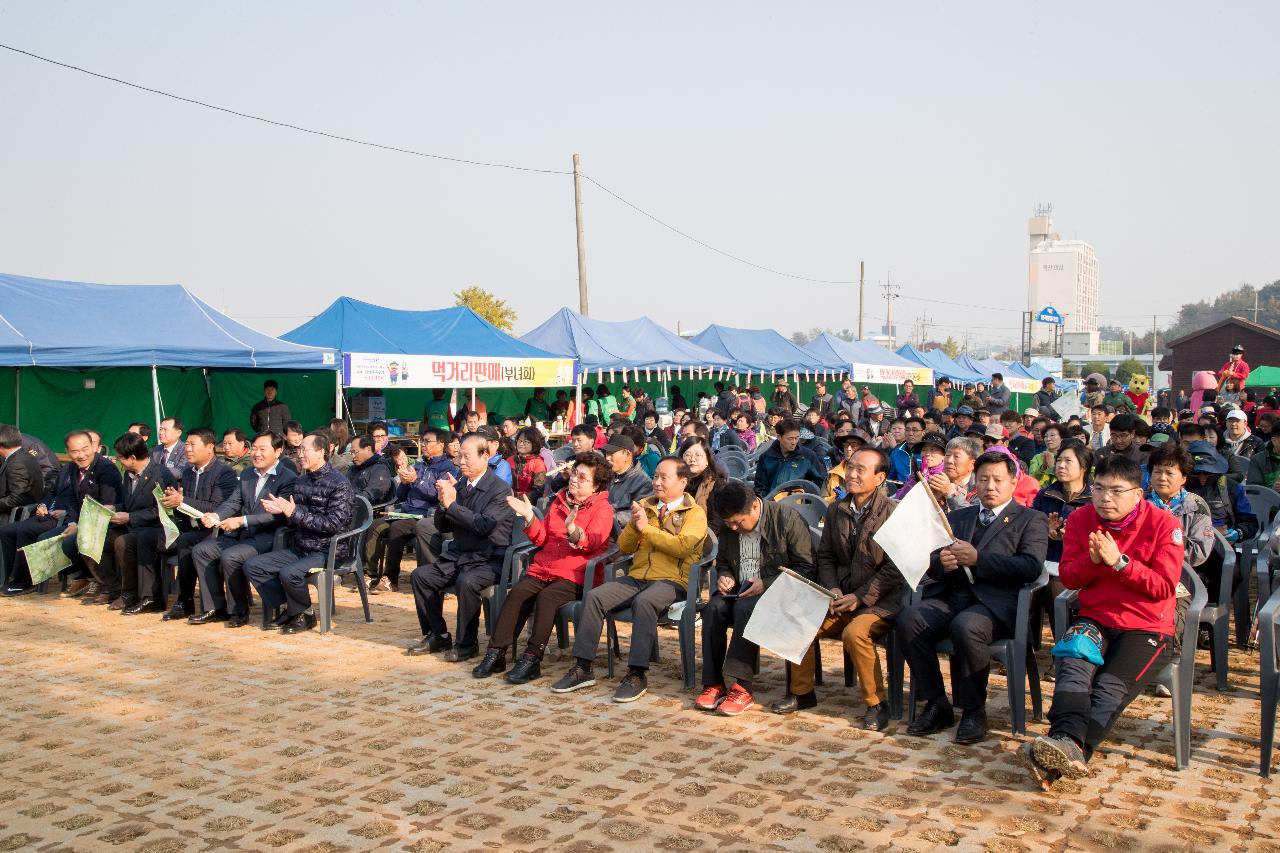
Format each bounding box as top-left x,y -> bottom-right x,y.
1152,315 -> 1158,388
858,260 -> 865,339
573,153 -> 589,316
882,275 -> 900,348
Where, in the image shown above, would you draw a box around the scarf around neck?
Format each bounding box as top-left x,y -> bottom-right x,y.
1100,500 -> 1144,533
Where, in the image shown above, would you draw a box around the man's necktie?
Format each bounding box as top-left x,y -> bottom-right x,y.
979,508 -> 995,528
657,505 -> 668,525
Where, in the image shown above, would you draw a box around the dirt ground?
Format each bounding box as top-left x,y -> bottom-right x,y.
1,583 -> 1276,853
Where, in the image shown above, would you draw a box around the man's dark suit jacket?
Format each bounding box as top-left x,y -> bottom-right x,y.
926,501 -> 1048,629
214,465 -> 298,549
438,470 -> 513,571
0,449 -> 45,510
175,460 -> 239,535
120,462 -> 178,529
65,456 -> 124,523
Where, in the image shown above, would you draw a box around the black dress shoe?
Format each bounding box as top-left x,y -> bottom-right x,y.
505,654 -> 542,684
122,598 -> 159,615
406,633 -> 452,656
187,609 -> 228,625
281,612 -> 317,634
863,702 -> 891,731
769,692 -> 818,715
444,644 -> 479,663
226,614 -> 248,629
907,698 -> 956,737
162,602 -> 191,621
2,585 -> 35,597
953,707 -> 988,745
471,648 -> 507,677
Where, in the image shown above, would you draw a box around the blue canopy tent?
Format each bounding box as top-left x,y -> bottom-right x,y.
895,345 -> 985,384
692,325 -> 845,381
284,297 -> 576,424
804,332 -> 933,387
0,273 -> 338,445
521,308 -> 734,416
955,354 -> 998,380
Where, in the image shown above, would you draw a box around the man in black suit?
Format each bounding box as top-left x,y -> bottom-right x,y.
1,430 -> 121,595
150,416 -> 189,481
189,431 -> 297,627
407,432 -> 513,663
899,450 -> 1048,744
147,428 -> 238,622
0,424 -> 46,514
0,425 -> 60,495
110,432 -> 179,613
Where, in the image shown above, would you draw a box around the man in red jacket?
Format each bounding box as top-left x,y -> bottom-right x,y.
1025,455 -> 1183,789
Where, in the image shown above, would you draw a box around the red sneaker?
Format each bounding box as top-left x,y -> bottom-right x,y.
694,684 -> 727,711
716,684 -> 755,716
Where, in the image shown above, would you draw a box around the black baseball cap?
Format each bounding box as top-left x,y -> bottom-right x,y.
602,435 -> 637,455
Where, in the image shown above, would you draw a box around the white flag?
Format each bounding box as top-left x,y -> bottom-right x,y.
1050,393 -> 1082,421
872,482 -> 954,590
741,568 -> 834,664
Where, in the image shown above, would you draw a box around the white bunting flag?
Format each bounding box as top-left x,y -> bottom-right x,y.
1050,393 -> 1082,421
741,568 -> 836,664
872,481 -> 956,590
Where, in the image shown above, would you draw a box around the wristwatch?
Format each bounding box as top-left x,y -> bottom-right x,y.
1112,554 -> 1130,572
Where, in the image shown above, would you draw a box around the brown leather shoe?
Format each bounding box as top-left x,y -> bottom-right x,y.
64,578 -> 92,597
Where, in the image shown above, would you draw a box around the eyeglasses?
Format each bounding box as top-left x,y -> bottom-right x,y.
1092,485 -> 1139,499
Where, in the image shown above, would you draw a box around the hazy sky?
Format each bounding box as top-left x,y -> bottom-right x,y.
2,3 -> 1277,353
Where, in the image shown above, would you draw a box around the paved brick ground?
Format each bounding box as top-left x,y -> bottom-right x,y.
0,584 -> 1276,852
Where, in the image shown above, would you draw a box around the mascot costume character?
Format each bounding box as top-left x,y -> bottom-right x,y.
1190,370 -> 1218,414
1125,373 -> 1154,423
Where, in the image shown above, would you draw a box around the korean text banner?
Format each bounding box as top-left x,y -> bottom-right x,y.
849,363 -> 933,386
344,352 -> 578,389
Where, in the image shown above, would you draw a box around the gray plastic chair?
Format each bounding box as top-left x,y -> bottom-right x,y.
1199,532 -> 1235,691
765,479 -> 824,500
307,496 -> 375,633
776,493 -> 827,529
605,532 -> 719,689
1258,581 -> 1280,776
718,454 -> 750,481
1054,566 -> 1204,770
904,567 -> 1050,736
1239,485 -> 1280,645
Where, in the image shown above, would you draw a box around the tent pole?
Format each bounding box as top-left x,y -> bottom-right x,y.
151,365 -> 163,432
335,371 -> 343,421
470,387 -> 477,411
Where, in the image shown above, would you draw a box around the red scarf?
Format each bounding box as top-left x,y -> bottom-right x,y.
1100,501 -> 1143,533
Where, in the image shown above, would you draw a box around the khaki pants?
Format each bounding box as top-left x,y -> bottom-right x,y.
790,610 -> 890,706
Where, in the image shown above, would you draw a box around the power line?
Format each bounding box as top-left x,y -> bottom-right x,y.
0,42 -> 572,176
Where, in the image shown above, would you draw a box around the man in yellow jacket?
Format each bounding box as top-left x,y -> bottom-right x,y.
551,457 -> 708,703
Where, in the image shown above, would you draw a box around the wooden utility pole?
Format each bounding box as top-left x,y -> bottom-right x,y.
858,260 -> 865,339
573,153 -> 589,316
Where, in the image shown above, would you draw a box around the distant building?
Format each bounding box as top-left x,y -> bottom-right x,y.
1161,316 -> 1280,394
1027,207 -> 1099,348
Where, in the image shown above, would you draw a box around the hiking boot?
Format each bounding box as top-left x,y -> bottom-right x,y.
505,654 -> 543,685
551,664 -> 596,694
471,648 -> 506,678
1020,741 -> 1060,792
613,670 -> 648,703
1032,735 -> 1090,779
715,684 -> 754,716
694,684 -> 727,711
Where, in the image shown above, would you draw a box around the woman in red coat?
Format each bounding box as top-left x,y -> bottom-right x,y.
473,452 -> 616,684
507,427 -> 549,500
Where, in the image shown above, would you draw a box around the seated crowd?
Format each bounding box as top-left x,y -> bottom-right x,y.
0,364 -> 1273,791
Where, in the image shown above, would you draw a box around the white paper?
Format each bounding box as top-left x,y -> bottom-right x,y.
872,481 -> 955,590
741,569 -> 833,664
175,503 -> 204,520
1050,393 -> 1082,421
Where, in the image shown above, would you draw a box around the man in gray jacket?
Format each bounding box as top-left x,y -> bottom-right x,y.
984,374 -> 1012,418
604,435 -> 651,527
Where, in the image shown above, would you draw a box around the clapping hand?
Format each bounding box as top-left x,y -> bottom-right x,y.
505,493 -> 535,523
630,501 -> 648,530
1047,512 -> 1064,540
436,473 -> 458,508
399,466 -> 418,484
926,473 -> 952,498
1089,530 -> 1121,567
162,486 -> 184,510
261,492 -> 296,518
